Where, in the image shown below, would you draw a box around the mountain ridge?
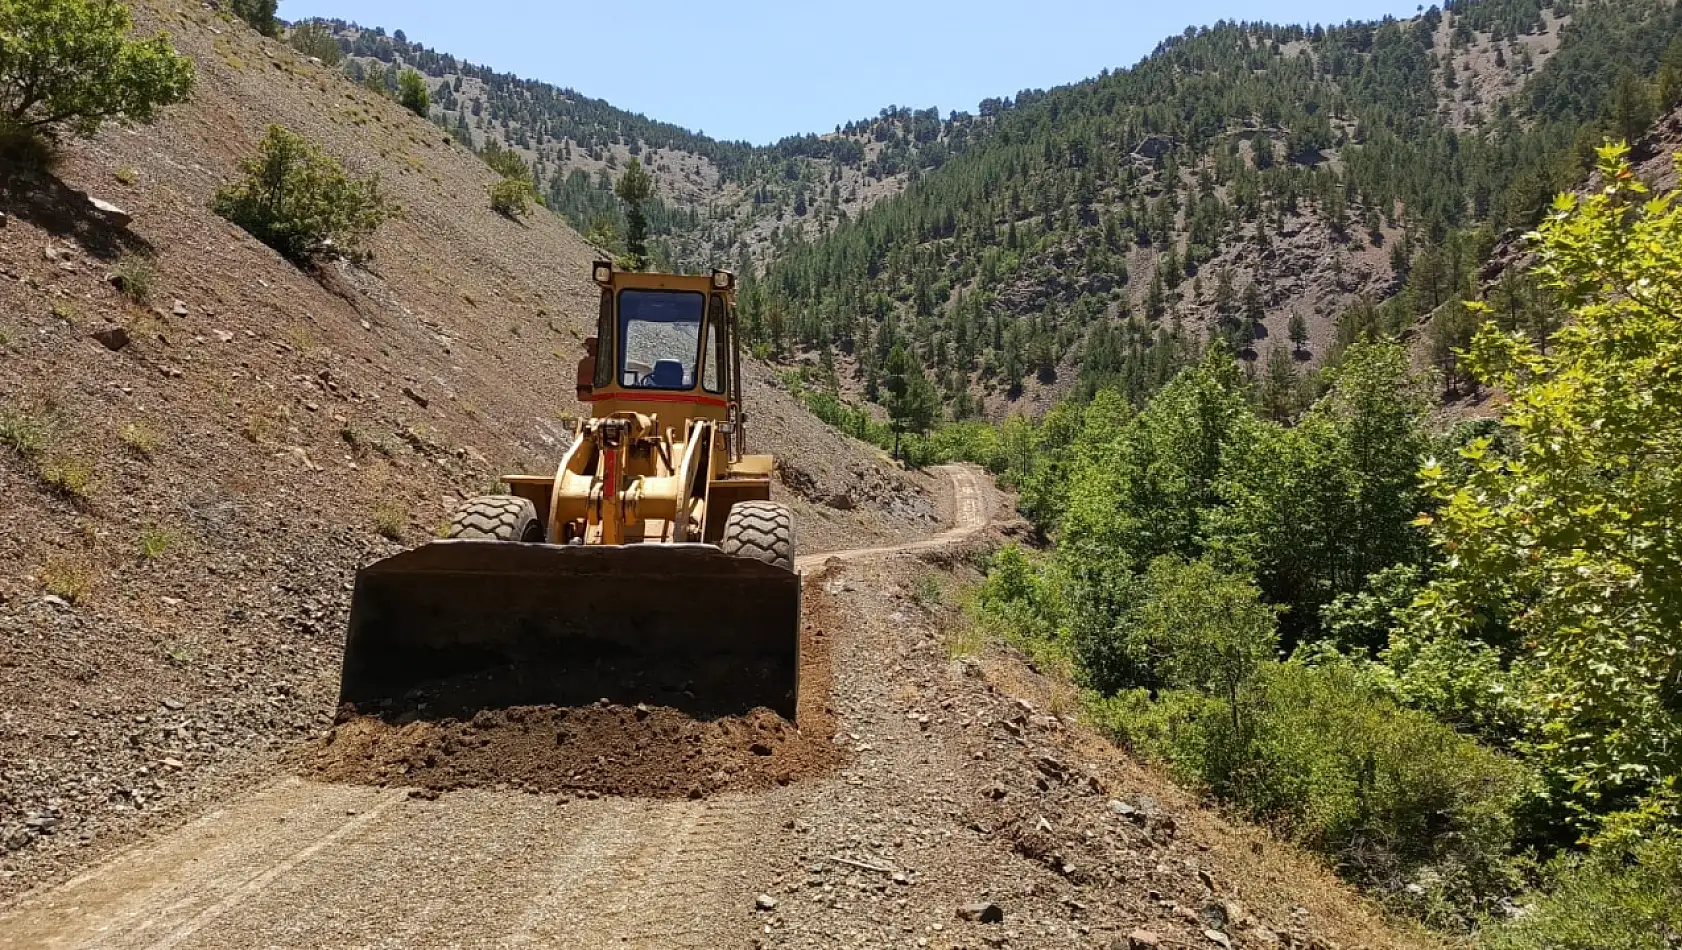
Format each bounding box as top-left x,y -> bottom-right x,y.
286,0 -> 1682,431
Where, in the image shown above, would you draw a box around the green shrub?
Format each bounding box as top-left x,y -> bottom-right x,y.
0,409 -> 47,461
213,125 -> 392,265
119,421 -> 158,457
0,0 -> 194,145
287,21 -> 343,64
490,176 -> 537,217
112,253 -> 154,303
138,525 -> 173,560
480,140 -> 529,180
1093,659 -> 1527,927
1484,827 -> 1682,950
373,505 -> 406,541
397,68 -> 428,117
971,544 -> 1070,674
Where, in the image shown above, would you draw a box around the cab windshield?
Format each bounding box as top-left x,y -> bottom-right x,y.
619,290 -> 704,390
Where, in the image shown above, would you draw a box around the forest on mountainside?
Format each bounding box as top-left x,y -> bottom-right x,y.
741,0 -> 1682,427
296,0 -> 1682,434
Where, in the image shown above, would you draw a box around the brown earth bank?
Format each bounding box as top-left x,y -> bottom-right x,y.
0,0 -> 935,899
0,475 -> 1433,949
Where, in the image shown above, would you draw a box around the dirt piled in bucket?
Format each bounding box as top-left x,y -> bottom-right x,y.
291,572 -> 845,799
294,701 -> 837,798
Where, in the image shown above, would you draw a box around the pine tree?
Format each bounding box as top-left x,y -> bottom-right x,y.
614,158 -> 654,270
1259,346 -> 1298,422
1288,312 -> 1309,355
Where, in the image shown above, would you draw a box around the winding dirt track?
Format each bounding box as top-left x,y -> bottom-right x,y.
0,465 -> 993,950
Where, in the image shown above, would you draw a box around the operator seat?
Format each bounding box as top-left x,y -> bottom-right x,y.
650,359 -> 686,388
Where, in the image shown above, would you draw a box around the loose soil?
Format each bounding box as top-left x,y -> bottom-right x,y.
293,564 -> 846,799
299,704 -> 834,799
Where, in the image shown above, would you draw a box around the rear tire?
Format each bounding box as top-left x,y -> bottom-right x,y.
444,495 -> 544,542
720,501 -> 795,572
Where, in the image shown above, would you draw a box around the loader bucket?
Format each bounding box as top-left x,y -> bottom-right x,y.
338,541 -> 802,721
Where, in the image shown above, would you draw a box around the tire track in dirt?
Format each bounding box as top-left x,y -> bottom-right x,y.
0,466 -> 993,950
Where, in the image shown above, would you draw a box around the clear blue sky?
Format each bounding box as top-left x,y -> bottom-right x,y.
279,0 -> 1426,144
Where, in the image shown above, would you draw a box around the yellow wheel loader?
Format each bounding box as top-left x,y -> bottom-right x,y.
337,263 -> 801,719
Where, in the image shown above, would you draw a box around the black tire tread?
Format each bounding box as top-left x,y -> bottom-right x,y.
720,500 -> 794,571
445,495 -> 543,542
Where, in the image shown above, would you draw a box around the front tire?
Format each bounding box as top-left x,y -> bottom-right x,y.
444,495 -> 544,542
719,501 -> 795,571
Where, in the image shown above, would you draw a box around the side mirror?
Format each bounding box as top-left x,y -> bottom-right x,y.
576,337 -> 598,400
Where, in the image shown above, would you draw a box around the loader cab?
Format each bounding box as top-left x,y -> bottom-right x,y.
577,262 -> 743,435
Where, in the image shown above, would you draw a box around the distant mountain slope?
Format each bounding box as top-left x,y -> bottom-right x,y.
745,0 -> 1682,418
300,20 -> 978,272
289,0 -> 1682,425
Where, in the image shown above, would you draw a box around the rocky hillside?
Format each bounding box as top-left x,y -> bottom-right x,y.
0,0 -> 938,888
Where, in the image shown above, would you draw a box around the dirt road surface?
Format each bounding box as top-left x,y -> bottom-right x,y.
1,464 -> 1420,950
0,467 -> 986,949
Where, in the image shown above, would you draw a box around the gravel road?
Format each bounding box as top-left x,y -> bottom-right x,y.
0,467 -> 996,949
0,465 -> 1420,950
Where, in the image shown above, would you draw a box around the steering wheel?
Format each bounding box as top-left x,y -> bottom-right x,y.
638,373 -> 656,388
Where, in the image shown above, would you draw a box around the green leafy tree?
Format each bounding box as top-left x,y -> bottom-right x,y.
614,157 -> 653,270
1060,350 -> 1251,572
1605,71 -> 1655,148
212,125 -> 392,265
1139,556 -> 1280,725
0,0 -> 194,145
1405,144 -> 1682,830
227,0 -> 278,36
1288,311 -> 1308,354
397,68 -> 429,118
1210,341 -> 1430,643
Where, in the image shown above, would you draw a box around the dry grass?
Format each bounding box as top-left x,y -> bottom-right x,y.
1,406 -> 98,503
40,455 -> 97,504
340,423 -> 394,460
373,504 -> 406,540
138,526 -> 175,560
161,635 -> 202,669
0,408 -> 47,461
112,255 -> 156,304
41,555 -> 96,604
241,413 -> 273,444
944,621 -> 986,659
120,422 -> 160,458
